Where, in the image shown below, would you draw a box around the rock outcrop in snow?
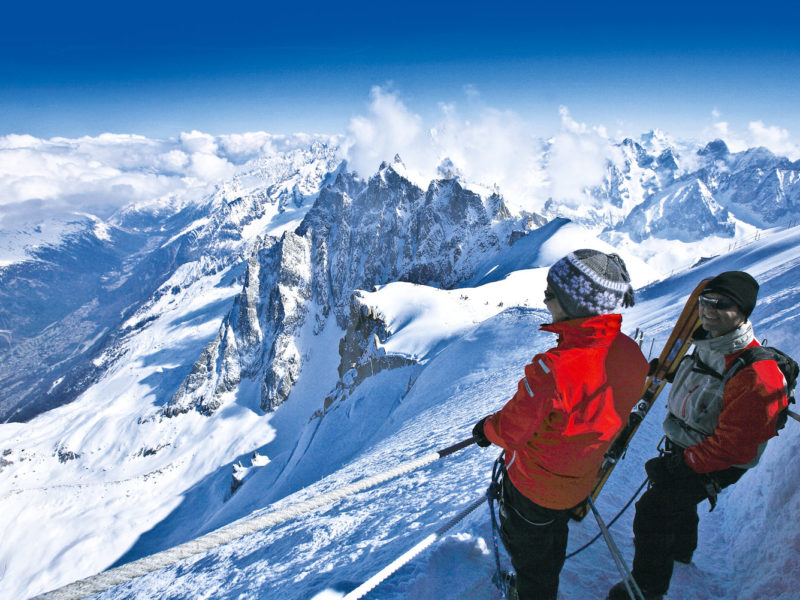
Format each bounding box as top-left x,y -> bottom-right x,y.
314,291 -> 418,418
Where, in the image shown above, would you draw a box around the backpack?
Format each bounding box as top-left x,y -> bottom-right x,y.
723,346 -> 799,432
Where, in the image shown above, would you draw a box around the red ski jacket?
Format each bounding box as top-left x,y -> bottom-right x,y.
484,314 -> 648,510
680,338 -> 789,473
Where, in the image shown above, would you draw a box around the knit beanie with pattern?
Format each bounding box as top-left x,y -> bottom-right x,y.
547,249 -> 635,319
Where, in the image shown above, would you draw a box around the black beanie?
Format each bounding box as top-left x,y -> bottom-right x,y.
703,271 -> 759,317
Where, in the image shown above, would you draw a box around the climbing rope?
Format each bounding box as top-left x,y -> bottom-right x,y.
31,437 -> 476,600
487,453 -> 508,600
565,477 -> 648,560
342,495 -> 486,600
343,451 -> 513,600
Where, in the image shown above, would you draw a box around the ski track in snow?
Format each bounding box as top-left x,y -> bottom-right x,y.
3,225 -> 800,600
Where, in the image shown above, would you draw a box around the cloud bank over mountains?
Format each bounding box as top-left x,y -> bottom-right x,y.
0,131 -> 339,228
1,87 -> 798,229
707,116 -> 800,158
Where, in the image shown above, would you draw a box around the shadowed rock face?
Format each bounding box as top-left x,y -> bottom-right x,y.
167,161 -> 528,415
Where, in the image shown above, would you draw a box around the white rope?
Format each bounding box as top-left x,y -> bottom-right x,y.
342,495 -> 486,600
343,534 -> 438,600
31,451 -> 443,600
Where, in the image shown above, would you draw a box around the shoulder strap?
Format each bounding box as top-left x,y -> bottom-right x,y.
690,354 -> 724,380
723,347 -> 762,386
722,347 -> 799,432
723,346 -> 798,394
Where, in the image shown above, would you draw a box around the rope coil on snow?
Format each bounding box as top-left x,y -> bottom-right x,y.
31,438 -> 476,600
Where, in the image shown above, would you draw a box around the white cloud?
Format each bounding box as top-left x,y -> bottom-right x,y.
156,149 -> 191,172
463,84 -> 480,100
546,107 -> 616,209
0,129 -> 343,234
188,152 -> 236,181
345,87 -> 549,212
179,130 -> 219,155
429,104 -> 547,212
706,118 -> 748,152
218,132 -> 277,159
0,133 -> 237,231
747,121 -> 799,158
346,86 -> 435,178
705,114 -> 799,159
344,89 -> 634,214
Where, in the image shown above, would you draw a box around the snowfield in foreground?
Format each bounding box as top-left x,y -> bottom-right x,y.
1,223 -> 799,599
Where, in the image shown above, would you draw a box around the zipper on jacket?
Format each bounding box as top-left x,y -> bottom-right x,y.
682,385 -> 700,418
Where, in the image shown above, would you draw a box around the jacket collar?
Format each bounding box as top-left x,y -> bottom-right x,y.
693,320 -> 754,359
540,313 -> 622,348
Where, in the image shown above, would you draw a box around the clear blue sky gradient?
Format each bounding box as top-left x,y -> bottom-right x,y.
2,0 -> 799,140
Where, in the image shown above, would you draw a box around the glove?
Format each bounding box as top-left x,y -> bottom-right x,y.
472,417 -> 492,447
648,358 -> 679,382
645,452 -> 694,485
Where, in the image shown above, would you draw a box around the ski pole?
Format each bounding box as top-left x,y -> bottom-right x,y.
587,496 -> 645,600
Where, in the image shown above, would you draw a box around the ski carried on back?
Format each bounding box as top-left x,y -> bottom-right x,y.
570,278 -> 709,520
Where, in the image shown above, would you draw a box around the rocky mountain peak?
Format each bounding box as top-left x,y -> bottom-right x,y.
699,138 -> 730,157
165,161 -> 531,416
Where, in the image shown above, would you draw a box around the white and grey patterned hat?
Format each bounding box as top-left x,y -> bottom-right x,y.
547,249 -> 635,318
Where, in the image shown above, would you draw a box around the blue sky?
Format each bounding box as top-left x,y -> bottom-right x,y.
2,0 -> 800,141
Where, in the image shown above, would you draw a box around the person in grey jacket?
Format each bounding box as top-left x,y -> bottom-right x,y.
607,271 -> 789,600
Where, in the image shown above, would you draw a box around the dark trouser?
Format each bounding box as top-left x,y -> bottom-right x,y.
631,463 -> 745,595
499,475 -> 571,600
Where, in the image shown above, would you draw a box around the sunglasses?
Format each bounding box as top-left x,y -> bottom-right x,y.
544,288 -> 556,302
698,295 -> 738,311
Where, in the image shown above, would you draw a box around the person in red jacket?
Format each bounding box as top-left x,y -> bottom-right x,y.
607,271 -> 790,600
473,249 -> 649,600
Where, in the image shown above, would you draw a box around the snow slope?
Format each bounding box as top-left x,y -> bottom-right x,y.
4,224 -> 798,600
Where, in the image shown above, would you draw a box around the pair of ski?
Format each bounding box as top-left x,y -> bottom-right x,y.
570,278 -> 708,520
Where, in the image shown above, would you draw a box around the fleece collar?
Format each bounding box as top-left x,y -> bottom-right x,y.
693,320 -> 754,356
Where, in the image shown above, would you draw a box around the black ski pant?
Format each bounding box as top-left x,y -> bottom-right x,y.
631,464 -> 745,595
499,474 -> 570,600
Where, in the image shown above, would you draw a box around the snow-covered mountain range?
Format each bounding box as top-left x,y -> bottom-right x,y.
0,132 -> 798,600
